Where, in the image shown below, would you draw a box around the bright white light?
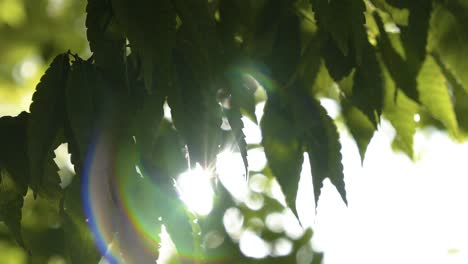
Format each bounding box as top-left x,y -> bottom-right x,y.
20,60 -> 38,79
414,113 -> 421,122
271,238 -> 293,257
223,207 -> 244,241
239,230 -> 271,258
176,165 -> 214,216
163,101 -> 172,121
216,151 -> 249,200
320,98 -> 341,119
242,116 -> 262,144
247,148 -> 267,172
300,119 -> 468,264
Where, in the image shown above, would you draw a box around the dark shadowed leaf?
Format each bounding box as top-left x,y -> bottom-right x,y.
0,170 -> 26,249
65,58 -> 103,173
352,48 -> 384,127
86,0 -> 127,87
111,0 -> 176,92
399,1 -> 432,73
172,0 -> 221,77
0,112 -> 30,190
169,47 -> 222,167
311,0 -> 367,61
28,54 -> 69,197
267,10 -> 301,85
322,36 -> 354,82
0,113 -> 30,249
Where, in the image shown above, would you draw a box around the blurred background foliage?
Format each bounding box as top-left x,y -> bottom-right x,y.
0,0 -> 88,116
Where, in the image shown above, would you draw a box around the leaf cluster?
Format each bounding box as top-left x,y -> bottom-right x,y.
1,0 -> 468,263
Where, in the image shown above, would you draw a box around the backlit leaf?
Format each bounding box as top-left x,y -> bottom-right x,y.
342,101 -> 375,164
374,13 -> 419,102
429,3 -> 468,92
417,56 -> 459,137
261,95 -> 303,215
381,62 -> 418,159
293,95 -> 347,207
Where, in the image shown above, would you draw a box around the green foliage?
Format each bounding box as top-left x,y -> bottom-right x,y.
1,0 -> 468,263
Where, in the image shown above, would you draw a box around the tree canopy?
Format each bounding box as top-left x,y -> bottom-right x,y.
1,0 -> 468,263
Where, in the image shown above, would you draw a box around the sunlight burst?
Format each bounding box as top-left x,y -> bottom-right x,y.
176,164 -> 214,216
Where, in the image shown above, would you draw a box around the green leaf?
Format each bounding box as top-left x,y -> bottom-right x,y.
429,3 -> 468,92
61,176 -> 101,264
111,0 -> 176,92
28,53 -> 69,197
261,95 -> 303,215
310,61 -> 335,96
381,62 -> 418,159
352,48 -> 384,127
417,55 -> 459,137
342,101 -> 375,164
86,0 -> 127,87
293,95 -> 347,207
